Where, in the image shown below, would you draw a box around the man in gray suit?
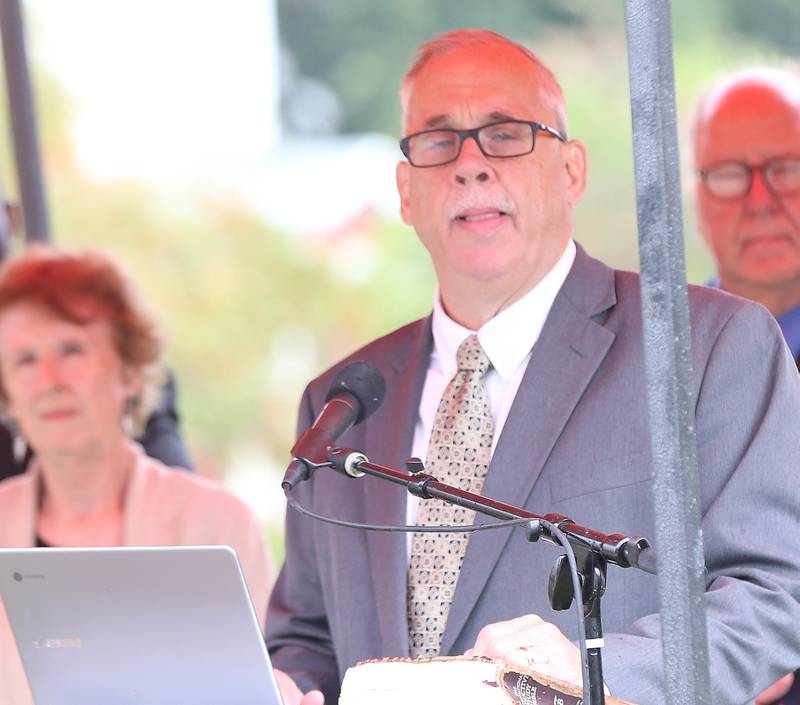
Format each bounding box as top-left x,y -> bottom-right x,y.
267,30 -> 800,705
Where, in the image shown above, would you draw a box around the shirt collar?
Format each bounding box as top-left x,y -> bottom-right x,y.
431,239 -> 576,380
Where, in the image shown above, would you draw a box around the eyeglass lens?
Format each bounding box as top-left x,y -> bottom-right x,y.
407,121 -> 535,167
705,159 -> 800,198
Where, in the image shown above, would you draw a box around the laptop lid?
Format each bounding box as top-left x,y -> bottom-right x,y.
0,545 -> 284,705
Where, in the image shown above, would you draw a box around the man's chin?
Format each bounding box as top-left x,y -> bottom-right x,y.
740,236 -> 798,260
455,261 -> 514,284
730,260 -> 800,290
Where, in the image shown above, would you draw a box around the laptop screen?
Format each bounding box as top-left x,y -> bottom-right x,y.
0,546 -> 283,705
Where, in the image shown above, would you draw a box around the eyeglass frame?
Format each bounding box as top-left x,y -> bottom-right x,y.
399,119 -> 568,168
697,155 -> 800,200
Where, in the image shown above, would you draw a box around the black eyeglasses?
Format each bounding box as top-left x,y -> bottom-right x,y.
699,156 -> 800,200
399,119 -> 567,168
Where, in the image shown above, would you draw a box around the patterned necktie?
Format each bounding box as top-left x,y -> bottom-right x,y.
407,334 -> 494,657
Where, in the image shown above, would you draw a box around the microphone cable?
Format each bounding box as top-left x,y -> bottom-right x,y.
539,518 -> 591,705
285,489 -> 592,703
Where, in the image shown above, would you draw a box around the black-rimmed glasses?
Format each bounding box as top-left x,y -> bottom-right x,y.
399,119 -> 567,168
699,157 -> 800,200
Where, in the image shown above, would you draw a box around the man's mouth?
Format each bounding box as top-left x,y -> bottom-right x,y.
456,210 -> 508,222
741,232 -> 795,250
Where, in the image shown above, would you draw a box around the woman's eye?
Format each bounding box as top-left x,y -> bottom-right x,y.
12,353 -> 36,368
61,340 -> 86,356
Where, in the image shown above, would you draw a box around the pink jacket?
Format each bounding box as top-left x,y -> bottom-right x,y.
0,444 -> 273,705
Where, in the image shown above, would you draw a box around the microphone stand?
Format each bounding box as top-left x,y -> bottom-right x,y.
325,447 -> 656,705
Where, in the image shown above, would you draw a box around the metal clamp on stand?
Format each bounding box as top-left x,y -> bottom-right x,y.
546,540 -> 608,705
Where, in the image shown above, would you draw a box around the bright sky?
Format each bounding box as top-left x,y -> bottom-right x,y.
24,0 -> 400,236
27,0 -> 280,187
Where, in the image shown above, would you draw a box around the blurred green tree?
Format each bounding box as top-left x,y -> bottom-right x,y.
727,0 -> 800,55
278,0 -> 590,135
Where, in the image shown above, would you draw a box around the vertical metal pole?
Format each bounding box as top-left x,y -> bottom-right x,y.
0,0 -> 51,243
623,2 -> 711,704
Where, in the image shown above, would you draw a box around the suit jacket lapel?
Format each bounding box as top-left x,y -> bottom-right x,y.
440,246 -> 618,654
363,318 -> 433,657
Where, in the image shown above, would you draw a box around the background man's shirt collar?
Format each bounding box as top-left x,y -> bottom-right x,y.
776,306 -> 800,360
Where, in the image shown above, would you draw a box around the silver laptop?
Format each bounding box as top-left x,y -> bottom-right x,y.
0,546 -> 284,705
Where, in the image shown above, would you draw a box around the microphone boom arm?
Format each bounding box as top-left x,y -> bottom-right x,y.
326,446 -> 655,574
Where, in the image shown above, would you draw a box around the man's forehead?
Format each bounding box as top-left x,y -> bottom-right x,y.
694,80 -> 800,161
713,82 -> 800,121
413,43 -> 540,87
404,46 -> 549,128
697,77 -> 800,140
421,111 -> 524,130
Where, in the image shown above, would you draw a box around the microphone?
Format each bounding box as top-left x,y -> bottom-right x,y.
282,361 -> 386,491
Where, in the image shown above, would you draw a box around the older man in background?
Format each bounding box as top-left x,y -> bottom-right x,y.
692,67 -> 800,366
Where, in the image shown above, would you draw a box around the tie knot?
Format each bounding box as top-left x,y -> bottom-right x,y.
456,334 -> 491,375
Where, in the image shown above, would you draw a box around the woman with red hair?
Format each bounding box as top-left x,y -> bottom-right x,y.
0,248 -> 272,704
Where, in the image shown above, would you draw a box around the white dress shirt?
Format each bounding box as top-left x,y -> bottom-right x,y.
406,239 -> 577,539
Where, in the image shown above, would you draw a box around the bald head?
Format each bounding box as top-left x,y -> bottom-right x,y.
692,68 -> 800,167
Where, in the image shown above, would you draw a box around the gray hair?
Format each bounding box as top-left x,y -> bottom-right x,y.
399,29 -> 568,136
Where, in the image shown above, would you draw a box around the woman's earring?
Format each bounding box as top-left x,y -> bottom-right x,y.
1,414 -> 27,465
122,397 -> 138,437
12,429 -> 26,464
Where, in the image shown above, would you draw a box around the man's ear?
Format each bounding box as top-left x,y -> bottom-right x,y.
562,139 -> 588,205
396,161 -> 413,225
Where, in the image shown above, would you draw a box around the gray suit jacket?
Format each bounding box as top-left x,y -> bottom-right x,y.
266,246 -> 800,705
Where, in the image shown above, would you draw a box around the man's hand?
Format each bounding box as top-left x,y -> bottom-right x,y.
274,668 -> 325,705
756,672 -> 795,705
465,614 -> 583,687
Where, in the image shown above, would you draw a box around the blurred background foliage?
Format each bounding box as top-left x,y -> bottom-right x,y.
0,0 -> 798,545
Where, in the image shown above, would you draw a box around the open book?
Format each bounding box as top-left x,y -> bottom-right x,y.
338,656 -> 637,705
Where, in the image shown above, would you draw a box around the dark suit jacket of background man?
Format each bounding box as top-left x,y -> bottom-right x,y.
266,245 -> 800,705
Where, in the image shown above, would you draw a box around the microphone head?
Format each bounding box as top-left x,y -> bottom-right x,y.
325,361 -> 386,425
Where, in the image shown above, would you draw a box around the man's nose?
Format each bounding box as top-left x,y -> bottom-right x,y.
745,169 -> 780,218
453,136 -> 492,185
